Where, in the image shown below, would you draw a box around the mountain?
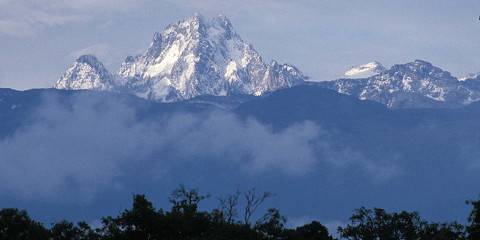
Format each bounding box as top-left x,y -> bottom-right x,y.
54,55 -> 115,91
459,72 -> 480,81
55,15 -> 305,102
52,16 -> 480,108
343,61 -> 386,78
118,15 -> 306,101
2,85 -> 480,224
320,60 -> 480,108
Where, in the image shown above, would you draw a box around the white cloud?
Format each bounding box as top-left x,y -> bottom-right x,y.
0,0 -> 146,37
0,92 -> 398,201
0,93 -> 321,200
322,147 -> 402,182
0,20 -> 35,37
0,1 -> 82,37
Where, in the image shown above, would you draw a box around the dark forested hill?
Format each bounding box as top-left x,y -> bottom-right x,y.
1,85 -> 480,229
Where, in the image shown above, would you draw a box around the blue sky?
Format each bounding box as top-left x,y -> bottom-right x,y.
0,0 -> 479,89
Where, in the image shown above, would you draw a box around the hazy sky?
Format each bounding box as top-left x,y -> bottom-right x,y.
0,0 -> 479,89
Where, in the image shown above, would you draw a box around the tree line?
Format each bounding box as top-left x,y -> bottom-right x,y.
1,185 -> 479,240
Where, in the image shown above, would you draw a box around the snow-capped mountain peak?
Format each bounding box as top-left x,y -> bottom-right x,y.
344,61 -> 386,78
115,14 -> 305,101
459,72 -> 480,81
322,59 -> 480,108
54,55 -> 114,91
55,15 -> 305,102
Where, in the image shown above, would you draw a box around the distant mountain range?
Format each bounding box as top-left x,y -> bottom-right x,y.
54,14 -> 480,109
319,60 -> 480,108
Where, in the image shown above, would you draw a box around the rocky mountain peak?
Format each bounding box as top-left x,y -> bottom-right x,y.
54,55 -> 114,91
459,72 -> 480,81
344,61 -> 386,78
55,15 -> 306,102
322,60 -> 480,108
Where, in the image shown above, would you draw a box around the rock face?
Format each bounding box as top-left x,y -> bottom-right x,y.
459,72 -> 480,81
322,60 -> 480,108
53,15 -> 480,109
344,61 -> 386,79
55,15 -> 306,102
54,55 -> 115,91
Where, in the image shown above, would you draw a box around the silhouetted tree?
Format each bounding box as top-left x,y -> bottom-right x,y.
217,190 -> 240,224
50,221 -> 81,240
255,208 -> 287,239
50,220 -> 100,240
0,187 -> 332,240
243,188 -> 274,225
339,207 -> 466,240
97,194 -> 165,239
169,185 -> 210,216
467,198 -> 480,240
0,208 -> 49,240
420,222 -> 465,240
286,221 -> 334,240
2,187 -> 472,240
77,222 -> 101,240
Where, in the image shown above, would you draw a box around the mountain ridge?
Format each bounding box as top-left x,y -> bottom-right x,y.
320,59 -> 480,108
54,55 -> 115,91
52,15 -> 480,109
54,14 -> 305,102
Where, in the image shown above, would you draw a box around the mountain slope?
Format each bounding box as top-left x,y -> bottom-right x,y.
54,15 -> 305,102
52,16 -> 480,108
54,55 -> 115,91
117,14 -> 305,101
344,61 -> 386,78
321,60 -> 480,108
459,72 -> 480,81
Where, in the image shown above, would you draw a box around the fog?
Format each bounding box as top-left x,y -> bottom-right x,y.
0,93 -> 328,200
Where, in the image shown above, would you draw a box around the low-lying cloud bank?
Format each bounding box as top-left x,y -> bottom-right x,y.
0,93 -> 397,200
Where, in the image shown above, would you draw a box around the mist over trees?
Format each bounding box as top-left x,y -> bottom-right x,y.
0,186 -> 479,240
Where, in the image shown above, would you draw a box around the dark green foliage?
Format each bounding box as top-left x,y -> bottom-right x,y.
50,221 -> 100,240
169,185 -> 210,216
338,207 -> 466,240
255,208 -> 287,239
420,222 -> 465,240
466,199 -> 480,240
0,208 -> 49,240
50,221 -> 82,240
3,187 -> 480,239
339,208 -> 423,239
98,194 -> 164,239
286,221 -> 334,240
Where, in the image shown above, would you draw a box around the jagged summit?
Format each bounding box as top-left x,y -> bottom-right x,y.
388,60 -> 455,83
459,72 -> 480,81
53,15 -> 480,109
322,59 -> 480,108
54,55 -> 115,91
76,55 -> 102,65
55,14 -> 305,102
344,61 -> 386,78
117,14 -> 305,101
